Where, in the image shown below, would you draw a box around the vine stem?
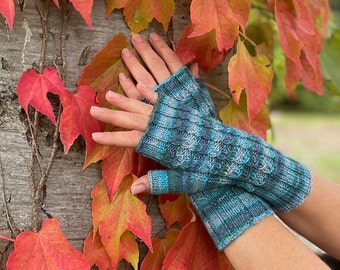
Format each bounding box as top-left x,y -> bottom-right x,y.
0,155 -> 17,236
31,0 -> 51,232
32,0 -> 70,231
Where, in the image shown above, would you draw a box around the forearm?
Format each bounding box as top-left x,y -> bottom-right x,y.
224,215 -> 330,270
277,175 -> 340,259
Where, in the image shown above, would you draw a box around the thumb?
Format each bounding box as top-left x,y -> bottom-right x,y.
131,174 -> 151,195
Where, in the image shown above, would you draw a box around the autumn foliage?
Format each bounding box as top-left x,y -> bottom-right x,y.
0,0 -> 330,269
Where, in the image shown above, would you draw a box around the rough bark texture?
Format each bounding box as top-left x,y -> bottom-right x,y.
0,1 -> 228,268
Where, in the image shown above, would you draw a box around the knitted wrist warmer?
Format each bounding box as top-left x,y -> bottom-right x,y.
189,186 -> 274,250
137,94 -> 312,212
153,66 -> 216,118
147,69 -> 275,250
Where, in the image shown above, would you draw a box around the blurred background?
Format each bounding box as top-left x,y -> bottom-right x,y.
269,0 -> 340,183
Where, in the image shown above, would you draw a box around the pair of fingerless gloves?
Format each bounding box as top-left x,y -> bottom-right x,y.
136,66 -> 312,250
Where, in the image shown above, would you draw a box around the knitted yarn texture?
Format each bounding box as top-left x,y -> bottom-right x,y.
143,67 -> 274,250
137,92 -> 312,212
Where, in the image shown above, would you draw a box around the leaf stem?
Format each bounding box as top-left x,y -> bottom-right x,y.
205,82 -> 231,99
0,234 -> 15,243
238,31 -> 257,48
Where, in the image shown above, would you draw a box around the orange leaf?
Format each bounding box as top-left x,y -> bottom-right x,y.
159,194 -> 193,228
219,91 -> 270,140
175,23 -> 229,71
91,178 -> 152,269
162,217 -> 231,270
228,39 -> 273,121
78,33 -> 131,108
84,231 -> 112,269
189,0 -> 251,51
101,147 -> 139,199
105,0 -> 175,33
59,85 -> 102,156
140,229 -> 180,270
0,0 -> 15,29
16,67 -> 68,125
7,218 -> 90,270
85,145 -> 139,198
268,0 -> 323,93
69,0 -> 93,28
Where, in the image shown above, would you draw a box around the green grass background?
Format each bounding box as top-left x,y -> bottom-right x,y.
270,112 -> 340,183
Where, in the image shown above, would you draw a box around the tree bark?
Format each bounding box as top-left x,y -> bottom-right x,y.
0,1 -> 228,268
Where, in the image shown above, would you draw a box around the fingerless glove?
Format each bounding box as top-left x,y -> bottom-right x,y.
137,93 -> 312,212
146,67 -> 274,250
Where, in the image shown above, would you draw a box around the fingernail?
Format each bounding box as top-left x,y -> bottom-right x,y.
150,32 -> 160,41
131,184 -> 146,195
122,48 -> 132,57
119,73 -> 127,81
107,91 -> 118,100
90,106 -> 105,113
132,34 -> 144,43
92,132 -> 104,139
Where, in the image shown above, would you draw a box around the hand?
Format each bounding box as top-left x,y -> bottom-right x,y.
90,33 -> 198,147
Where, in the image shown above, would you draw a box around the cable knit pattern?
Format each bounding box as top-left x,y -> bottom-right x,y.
145,69 -> 274,250
137,93 -> 312,212
153,66 -> 216,117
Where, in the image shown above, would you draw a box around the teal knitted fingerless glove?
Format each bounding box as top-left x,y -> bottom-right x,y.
146,68 -> 275,250
136,94 -> 312,212
191,186 -> 274,250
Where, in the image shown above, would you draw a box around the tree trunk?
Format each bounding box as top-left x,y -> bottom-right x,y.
0,1 -> 228,268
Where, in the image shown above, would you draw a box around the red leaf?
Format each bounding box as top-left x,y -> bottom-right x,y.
7,218 -> 90,270
228,39 -> 273,121
69,0 -> 93,29
59,85 -> 102,156
52,0 -> 60,9
162,217 -> 231,270
189,0 -> 251,51
140,230 -> 180,270
16,67 -> 68,124
176,23 -> 229,71
268,0 -> 324,93
91,178 -> 152,269
0,0 -> 15,30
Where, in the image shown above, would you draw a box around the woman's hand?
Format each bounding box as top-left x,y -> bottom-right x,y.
90,33 -> 191,194
90,33 -> 196,147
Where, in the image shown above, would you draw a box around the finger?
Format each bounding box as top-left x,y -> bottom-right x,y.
90,106 -> 149,131
148,33 -> 183,74
131,175 -> 151,195
121,48 -> 157,89
131,34 -> 172,83
92,130 -> 143,148
118,73 -> 141,100
189,62 -> 200,78
136,82 -> 158,104
106,90 -> 153,116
